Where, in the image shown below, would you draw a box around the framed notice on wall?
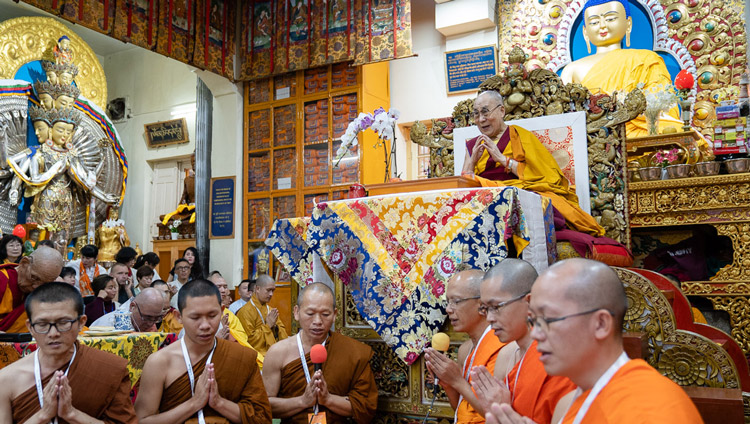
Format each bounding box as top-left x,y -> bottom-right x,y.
144,118 -> 189,148
445,45 -> 498,94
210,176 -> 235,239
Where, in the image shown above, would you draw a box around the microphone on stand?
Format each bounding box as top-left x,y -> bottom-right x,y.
422,332 -> 450,424
310,344 -> 327,421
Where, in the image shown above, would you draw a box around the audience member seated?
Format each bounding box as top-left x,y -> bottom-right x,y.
134,252 -> 162,281
485,258 -> 703,424
90,287 -> 165,331
167,247 -> 203,283
263,283 -> 377,423
472,259 -> 575,423
237,274 -> 288,357
135,279 -> 271,423
169,258 -> 192,309
228,279 -> 253,315
152,280 -> 183,334
113,246 -> 138,288
0,246 -> 63,333
66,244 -> 106,297
110,262 -> 134,304
208,272 -> 263,366
0,235 -> 24,265
56,266 -> 77,287
461,91 -> 604,236
425,269 -> 503,420
0,282 -> 136,422
135,265 -> 155,295
84,274 -> 118,326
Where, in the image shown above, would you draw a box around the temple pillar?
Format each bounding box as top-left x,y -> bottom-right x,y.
195,77 -> 213,277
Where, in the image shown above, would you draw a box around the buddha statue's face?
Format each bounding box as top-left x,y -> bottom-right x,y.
51,122 -> 74,146
38,93 -> 54,110
60,71 -> 74,85
55,94 -> 74,111
59,38 -> 70,51
583,1 -> 631,48
33,121 -> 50,142
46,71 -> 59,85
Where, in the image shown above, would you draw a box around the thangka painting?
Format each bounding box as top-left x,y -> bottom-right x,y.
113,0 -> 158,49
238,0 -> 412,81
193,0 -> 236,79
59,0 -> 116,35
19,0 -> 62,15
156,0 -> 196,65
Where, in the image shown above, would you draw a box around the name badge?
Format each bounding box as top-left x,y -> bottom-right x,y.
308,412 -> 327,424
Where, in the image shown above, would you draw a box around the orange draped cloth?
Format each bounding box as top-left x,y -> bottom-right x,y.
469,126 -> 604,236
506,341 -> 576,424
561,358 -> 703,423
278,332 -> 377,424
0,264 -> 28,333
158,338 -> 271,423
456,328 -> 505,423
11,343 -> 136,423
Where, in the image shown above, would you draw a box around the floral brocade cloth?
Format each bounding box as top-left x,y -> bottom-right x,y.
0,333 -> 178,385
266,187 -> 556,364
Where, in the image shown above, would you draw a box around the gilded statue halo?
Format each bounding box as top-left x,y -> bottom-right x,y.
0,16 -> 107,108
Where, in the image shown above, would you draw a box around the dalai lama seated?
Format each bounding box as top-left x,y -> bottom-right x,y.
462,90 -> 631,264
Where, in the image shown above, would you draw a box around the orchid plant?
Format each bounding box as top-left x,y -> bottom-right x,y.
168,219 -> 182,233
334,107 -> 400,178
653,148 -> 679,168
640,83 -> 678,135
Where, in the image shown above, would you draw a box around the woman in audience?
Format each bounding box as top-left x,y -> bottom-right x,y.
57,266 -> 77,286
0,235 -> 23,264
134,252 -> 161,280
135,265 -> 155,295
84,274 -> 118,326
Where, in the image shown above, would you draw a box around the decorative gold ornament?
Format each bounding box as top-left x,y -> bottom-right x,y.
0,17 -> 107,108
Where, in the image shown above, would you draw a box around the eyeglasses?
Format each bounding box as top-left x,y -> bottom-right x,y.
134,301 -> 164,323
446,296 -> 480,308
30,317 -> 80,334
527,308 -> 613,333
175,266 -> 191,271
471,104 -> 503,120
478,292 -> 529,316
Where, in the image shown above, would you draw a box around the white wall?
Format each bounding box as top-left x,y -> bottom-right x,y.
389,0 -> 497,177
103,50 -> 244,286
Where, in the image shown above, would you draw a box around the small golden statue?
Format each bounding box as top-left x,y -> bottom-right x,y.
97,207 -> 130,263
53,35 -> 73,66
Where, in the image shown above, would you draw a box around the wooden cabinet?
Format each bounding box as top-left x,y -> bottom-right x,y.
243,62 -> 389,281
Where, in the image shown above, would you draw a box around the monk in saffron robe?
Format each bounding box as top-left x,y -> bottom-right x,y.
0,282 -> 136,423
263,283 -> 377,423
236,275 -> 288,356
0,247 -> 64,333
425,269 -> 504,422
485,259 -> 703,424
136,279 -> 271,424
462,91 -> 603,237
470,259 -> 575,424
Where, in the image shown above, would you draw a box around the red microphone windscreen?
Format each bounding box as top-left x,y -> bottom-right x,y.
310,344 -> 327,364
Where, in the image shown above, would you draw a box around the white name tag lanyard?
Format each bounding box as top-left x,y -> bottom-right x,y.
34,345 -> 77,424
181,337 -> 217,424
454,325 -> 492,423
295,332 -> 328,414
560,351 -> 629,424
250,298 -> 270,325
504,342 -> 531,404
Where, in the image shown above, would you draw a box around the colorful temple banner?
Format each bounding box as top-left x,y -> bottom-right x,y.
113,0 -> 158,51
156,0 -> 196,65
59,0 -> 116,34
193,0 -> 236,79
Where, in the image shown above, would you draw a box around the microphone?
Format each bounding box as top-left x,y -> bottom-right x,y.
430,332 -> 450,388
310,344 -> 327,372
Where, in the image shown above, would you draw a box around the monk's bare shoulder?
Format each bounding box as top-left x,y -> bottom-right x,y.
494,341 -> 519,379
457,339 -> 473,363
0,355 -> 34,398
267,335 -> 298,369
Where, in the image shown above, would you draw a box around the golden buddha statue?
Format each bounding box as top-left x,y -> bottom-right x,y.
33,81 -> 55,110
53,35 -> 73,66
560,0 -> 682,137
97,207 -> 130,263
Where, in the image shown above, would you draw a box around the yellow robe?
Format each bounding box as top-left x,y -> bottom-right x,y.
472,125 -> 605,236
224,308 -> 265,368
236,295 -> 288,357
580,49 -> 682,137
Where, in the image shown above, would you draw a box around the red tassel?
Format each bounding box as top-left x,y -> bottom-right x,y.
168,0 -> 173,54
104,0 -> 109,30
78,0 -> 84,21
221,0 -> 228,75
127,0 -> 133,38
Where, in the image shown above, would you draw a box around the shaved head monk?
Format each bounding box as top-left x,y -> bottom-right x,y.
424,269 -> 504,422
486,258 -> 703,424
236,274 -> 288,356
263,282 -> 377,423
0,246 -> 63,333
135,279 -> 271,423
0,282 -> 136,423
471,259 -> 575,424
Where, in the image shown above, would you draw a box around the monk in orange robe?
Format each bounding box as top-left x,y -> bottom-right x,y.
425,269 -> 504,422
462,90 -> 604,237
485,258 -> 703,424
471,259 -> 575,424
0,282 -> 136,423
263,283 -> 377,423
136,279 -> 271,423
0,247 -> 64,333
